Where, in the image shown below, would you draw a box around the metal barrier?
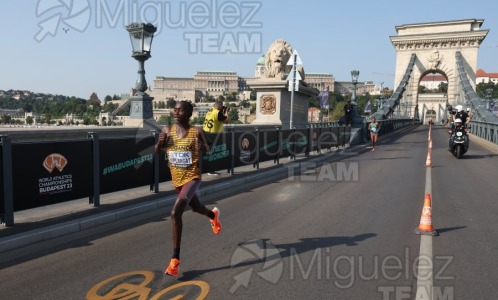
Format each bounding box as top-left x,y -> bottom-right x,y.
468,120 -> 498,145
364,118 -> 416,140
0,127 -> 350,226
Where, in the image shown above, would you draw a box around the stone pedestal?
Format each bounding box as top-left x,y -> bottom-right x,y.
250,79 -> 318,129
125,93 -> 158,128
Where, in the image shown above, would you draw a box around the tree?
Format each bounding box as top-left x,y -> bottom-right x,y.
330,101 -> 344,121
157,115 -> 172,125
26,115 -> 34,125
477,82 -> 497,98
102,102 -> 118,113
88,92 -> 101,107
228,108 -> 239,122
191,116 -> 205,125
226,91 -> 238,102
250,89 -> 257,100
104,95 -> 112,101
22,103 -> 33,112
43,113 -> 52,124
0,114 -> 12,124
308,96 -> 320,108
89,92 -> 99,102
438,82 -> 448,94
166,98 -> 177,108
240,99 -> 250,108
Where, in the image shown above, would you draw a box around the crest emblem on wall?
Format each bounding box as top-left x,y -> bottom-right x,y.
260,95 -> 277,115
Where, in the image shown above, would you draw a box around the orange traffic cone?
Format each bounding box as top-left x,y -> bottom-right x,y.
425,150 -> 432,167
428,140 -> 432,149
415,193 -> 437,236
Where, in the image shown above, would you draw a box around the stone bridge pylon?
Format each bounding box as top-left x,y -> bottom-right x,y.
389,19 -> 488,123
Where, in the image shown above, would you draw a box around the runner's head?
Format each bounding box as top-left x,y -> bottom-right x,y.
173,101 -> 193,124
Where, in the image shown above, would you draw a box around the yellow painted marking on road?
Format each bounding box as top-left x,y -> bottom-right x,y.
86,270 -> 153,299
150,280 -> 209,300
86,270 -> 209,300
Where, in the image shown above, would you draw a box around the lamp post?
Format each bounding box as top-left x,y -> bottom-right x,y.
486,88 -> 493,111
351,70 -> 360,105
126,22 -> 157,126
400,103 -> 407,118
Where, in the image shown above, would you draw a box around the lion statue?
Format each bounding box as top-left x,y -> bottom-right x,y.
263,39 -> 305,81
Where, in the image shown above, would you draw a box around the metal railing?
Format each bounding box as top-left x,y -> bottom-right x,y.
468,120 -> 498,145
0,126 -> 352,226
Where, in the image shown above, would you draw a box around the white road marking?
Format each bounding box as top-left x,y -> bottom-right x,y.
415,155 -> 434,299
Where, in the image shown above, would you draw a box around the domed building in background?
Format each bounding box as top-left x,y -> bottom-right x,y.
254,54 -> 266,78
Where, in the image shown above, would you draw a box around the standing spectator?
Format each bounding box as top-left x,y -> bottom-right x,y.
203,101 -> 230,133
155,101 -> 222,277
344,100 -> 353,126
202,100 -> 230,175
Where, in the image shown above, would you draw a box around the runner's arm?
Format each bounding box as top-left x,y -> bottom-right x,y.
155,126 -> 171,154
196,127 -> 210,152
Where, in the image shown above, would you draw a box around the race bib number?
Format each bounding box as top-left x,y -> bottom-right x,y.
169,151 -> 193,168
371,128 -> 377,133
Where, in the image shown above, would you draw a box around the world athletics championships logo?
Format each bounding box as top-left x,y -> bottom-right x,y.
43,153 -> 68,173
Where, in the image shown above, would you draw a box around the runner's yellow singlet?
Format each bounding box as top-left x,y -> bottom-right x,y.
166,125 -> 201,187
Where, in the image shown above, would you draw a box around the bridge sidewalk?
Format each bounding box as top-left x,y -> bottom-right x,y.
0,140 -> 370,254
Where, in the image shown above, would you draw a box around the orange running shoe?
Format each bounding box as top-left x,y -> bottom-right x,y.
210,207 -> 222,234
165,258 -> 180,276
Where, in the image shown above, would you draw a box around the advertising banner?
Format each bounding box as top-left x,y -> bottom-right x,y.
317,127 -> 333,150
280,129 -> 308,158
347,126 -> 352,144
311,128 -> 321,152
259,130 -> 279,163
233,131 -> 257,167
11,141 -> 92,211
331,127 -> 340,148
99,137 -> 155,194
201,132 -> 232,174
343,126 -> 351,146
0,145 -> 3,215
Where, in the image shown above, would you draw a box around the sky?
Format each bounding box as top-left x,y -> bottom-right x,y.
1,0 -> 498,100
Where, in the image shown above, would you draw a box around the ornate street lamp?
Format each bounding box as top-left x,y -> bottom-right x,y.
126,23 -> 157,125
350,70 -> 360,104
127,23 -> 156,94
486,88 -> 493,111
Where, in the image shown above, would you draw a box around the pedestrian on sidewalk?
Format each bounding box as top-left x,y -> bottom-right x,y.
368,117 -> 381,151
155,101 -> 222,277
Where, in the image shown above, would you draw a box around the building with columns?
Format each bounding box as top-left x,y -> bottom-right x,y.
150,55 -> 339,103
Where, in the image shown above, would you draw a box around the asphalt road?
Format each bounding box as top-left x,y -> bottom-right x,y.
0,125 -> 497,299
